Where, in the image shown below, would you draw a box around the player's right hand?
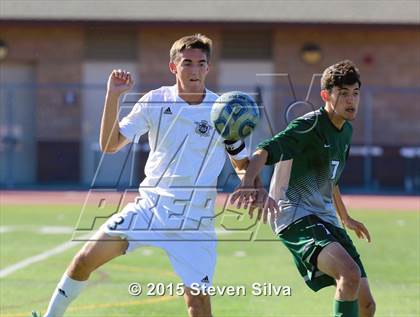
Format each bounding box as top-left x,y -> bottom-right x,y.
107,69 -> 134,95
230,178 -> 257,210
248,188 -> 280,224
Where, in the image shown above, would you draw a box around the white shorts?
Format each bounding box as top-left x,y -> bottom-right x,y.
101,194 -> 217,289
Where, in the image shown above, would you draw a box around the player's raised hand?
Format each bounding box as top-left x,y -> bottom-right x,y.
107,69 -> 134,96
343,217 -> 371,242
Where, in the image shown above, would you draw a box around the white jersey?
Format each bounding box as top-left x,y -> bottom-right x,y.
119,85 -> 226,219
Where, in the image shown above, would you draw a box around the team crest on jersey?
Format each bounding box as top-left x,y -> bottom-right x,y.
194,120 -> 213,137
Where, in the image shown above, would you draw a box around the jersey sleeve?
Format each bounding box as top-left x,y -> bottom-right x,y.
257,117 -> 315,165
119,92 -> 151,141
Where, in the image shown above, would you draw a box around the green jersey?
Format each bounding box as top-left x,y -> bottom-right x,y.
258,107 -> 352,232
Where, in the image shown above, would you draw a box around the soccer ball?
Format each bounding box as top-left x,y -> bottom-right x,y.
211,91 -> 260,141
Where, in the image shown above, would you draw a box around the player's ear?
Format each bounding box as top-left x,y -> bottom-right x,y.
169,62 -> 177,74
320,89 -> 330,102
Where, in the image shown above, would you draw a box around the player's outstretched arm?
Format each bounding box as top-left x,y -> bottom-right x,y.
333,185 -> 371,242
230,148 -> 268,209
229,156 -> 279,223
99,69 -> 133,153
249,176 -> 279,224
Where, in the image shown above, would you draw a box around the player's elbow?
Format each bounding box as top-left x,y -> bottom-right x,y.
100,132 -> 127,153
103,147 -> 118,154
100,145 -> 116,154
99,141 -> 119,153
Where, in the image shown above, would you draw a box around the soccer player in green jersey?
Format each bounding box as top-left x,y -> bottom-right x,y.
231,60 -> 375,317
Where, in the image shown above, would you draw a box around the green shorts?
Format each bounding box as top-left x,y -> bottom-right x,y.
278,215 -> 367,292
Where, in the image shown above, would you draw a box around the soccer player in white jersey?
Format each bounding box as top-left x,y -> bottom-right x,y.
32,34 -> 254,317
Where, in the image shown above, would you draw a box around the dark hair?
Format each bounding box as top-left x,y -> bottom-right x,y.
169,34 -> 212,62
321,60 -> 361,91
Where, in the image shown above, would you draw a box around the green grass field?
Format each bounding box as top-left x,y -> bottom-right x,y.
1,203 -> 419,317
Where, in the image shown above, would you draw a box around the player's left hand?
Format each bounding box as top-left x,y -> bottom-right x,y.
249,188 -> 280,224
343,217 -> 371,242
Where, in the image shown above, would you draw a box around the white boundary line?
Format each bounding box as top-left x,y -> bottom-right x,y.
0,226 -> 235,278
0,234 -> 90,278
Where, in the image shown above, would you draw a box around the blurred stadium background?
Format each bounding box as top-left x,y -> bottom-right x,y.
0,1 -> 419,193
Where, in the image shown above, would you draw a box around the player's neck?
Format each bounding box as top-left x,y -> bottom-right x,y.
324,104 -> 346,130
176,83 -> 206,105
